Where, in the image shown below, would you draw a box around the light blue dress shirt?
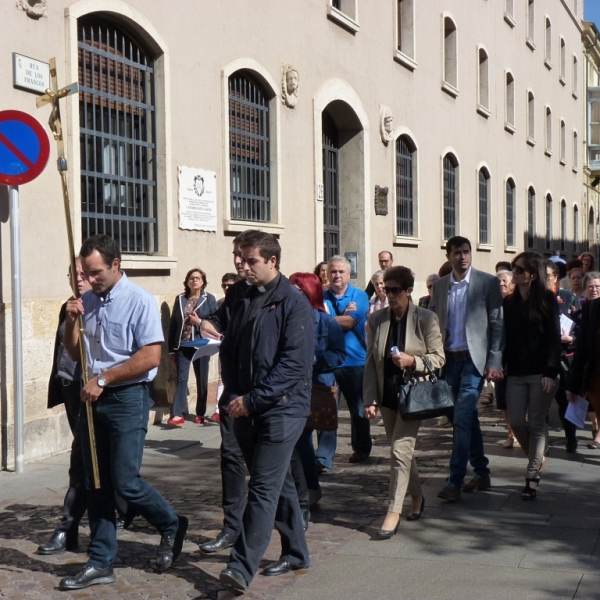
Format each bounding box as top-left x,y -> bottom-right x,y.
446,267 -> 471,352
81,272 -> 164,384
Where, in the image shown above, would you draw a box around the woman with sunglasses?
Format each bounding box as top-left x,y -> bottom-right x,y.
504,253 -> 561,500
168,268 -> 219,426
363,266 -> 445,537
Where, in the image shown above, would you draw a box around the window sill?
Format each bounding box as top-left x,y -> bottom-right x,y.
394,50 -> 417,72
545,59 -> 553,70
504,122 -> 516,134
504,245 -> 519,254
526,38 -> 536,51
572,92 -> 579,100
545,148 -> 553,157
224,219 -> 285,235
327,6 -> 359,34
572,166 -> 579,173
559,76 -> 567,86
504,12 -> 516,28
560,158 -> 567,166
476,243 -> 493,252
120,255 -> 177,271
477,105 -> 491,119
393,236 -> 421,247
527,136 -> 536,147
441,81 -> 459,98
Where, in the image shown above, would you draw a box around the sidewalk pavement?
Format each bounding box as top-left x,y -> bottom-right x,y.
1,402 -> 599,600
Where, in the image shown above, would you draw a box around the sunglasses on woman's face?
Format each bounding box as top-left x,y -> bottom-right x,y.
511,264 -> 526,275
383,286 -> 405,296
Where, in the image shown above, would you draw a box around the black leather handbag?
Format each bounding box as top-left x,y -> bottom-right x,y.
399,356 -> 454,421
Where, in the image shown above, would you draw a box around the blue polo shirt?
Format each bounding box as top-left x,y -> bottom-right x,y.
81,272 -> 164,384
324,283 -> 368,368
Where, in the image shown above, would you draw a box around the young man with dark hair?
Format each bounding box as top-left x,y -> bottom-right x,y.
429,236 -> 504,501
59,234 -> 186,590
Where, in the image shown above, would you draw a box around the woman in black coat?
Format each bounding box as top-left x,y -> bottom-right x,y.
168,268 -> 218,425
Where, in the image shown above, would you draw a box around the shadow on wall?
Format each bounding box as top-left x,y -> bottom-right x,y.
0,185 -> 8,467
522,230 -> 596,263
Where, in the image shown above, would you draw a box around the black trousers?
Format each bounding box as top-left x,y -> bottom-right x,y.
290,449 -> 309,513
555,387 -> 578,443
228,413 -> 309,584
219,406 -> 247,536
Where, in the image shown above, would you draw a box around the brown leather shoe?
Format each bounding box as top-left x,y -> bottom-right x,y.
462,475 -> 491,493
437,485 -> 461,501
349,452 -> 369,463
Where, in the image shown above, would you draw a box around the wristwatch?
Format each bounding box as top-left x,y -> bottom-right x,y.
97,374 -> 107,388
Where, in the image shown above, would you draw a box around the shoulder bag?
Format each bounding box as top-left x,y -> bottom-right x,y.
306,383 -> 338,431
399,356 -> 454,421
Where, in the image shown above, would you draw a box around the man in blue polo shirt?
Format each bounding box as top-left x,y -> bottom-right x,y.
316,255 -> 371,468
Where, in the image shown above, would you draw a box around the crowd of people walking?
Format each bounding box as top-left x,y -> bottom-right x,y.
40,229 -> 600,593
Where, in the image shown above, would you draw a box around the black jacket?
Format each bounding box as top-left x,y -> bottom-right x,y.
568,298 -> 600,395
219,274 -> 315,417
168,291 -> 218,352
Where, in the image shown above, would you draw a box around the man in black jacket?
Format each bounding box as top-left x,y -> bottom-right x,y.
217,231 -> 314,592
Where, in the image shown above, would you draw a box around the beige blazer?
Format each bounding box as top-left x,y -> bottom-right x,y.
363,302 -> 445,406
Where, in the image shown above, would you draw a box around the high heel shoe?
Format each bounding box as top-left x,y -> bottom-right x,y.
376,522 -> 400,539
406,497 -> 425,521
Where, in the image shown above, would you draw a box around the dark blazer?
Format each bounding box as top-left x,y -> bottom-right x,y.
569,298 -> 600,394
168,290 -> 218,352
206,279 -> 249,334
429,267 -> 504,376
47,303 -> 70,409
219,274 -> 315,417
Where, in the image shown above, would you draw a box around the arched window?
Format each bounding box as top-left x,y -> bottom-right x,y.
478,48 -> 489,110
560,37 -> 566,82
396,135 -> 416,237
573,55 -> 578,96
443,17 -> 458,90
527,187 -> 535,248
397,0 -> 415,60
574,204 -> 579,253
573,130 -> 578,169
528,91 -> 535,141
506,178 -> 515,247
228,71 -> 271,222
560,120 -> 566,163
545,106 -> 552,153
527,0 -> 535,45
546,193 -> 553,250
443,153 -> 458,240
78,17 -> 157,252
505,72 -> 515,128
545,17 -> 552,66
478,168 -> 490,244
560,199 -> 567,251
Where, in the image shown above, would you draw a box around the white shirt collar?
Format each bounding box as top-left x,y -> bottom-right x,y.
450,266 -> 472,285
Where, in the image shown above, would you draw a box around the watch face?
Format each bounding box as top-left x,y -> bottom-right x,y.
98,377 -> 106,388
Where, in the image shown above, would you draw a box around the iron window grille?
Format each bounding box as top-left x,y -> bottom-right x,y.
396,137 -> 414,237
322,112 -> 339,261
506,180 -> 515,247
443,155 -> 457,240
229,72 -> 270,222
78,18 -> 157,254
527,188 -> 535,248
560,201 -> 566,251
546,195 -> 553,250
479,170 -> 489,244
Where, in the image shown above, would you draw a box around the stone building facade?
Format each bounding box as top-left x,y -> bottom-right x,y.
0,0 -> 586,466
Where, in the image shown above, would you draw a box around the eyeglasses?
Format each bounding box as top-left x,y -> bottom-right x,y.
587,285 -> 600,290
67,272 -> 86,280
511,264 -> 526,275
221,283 -> 234,289
188,276 -> 203,282
383,286 -> 405,296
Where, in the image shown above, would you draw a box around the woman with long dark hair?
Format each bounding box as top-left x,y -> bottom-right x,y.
504,252 -> 561,500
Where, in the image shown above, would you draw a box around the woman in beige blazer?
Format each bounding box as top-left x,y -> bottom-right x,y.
364,266 -> 445,538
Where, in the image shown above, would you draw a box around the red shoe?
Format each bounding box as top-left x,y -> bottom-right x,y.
206,413 -> 220,425
194,416 -> 205,424
167,416 -> 185,426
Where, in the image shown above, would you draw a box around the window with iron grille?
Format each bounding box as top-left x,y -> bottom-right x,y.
78,18 -> 157,253
527,187 -> 535,248
443,155 -> 457,240
229,71 -> 270,222
546,194 -> 553,250
322,112 -> 339,261
506,179 -> 515,247
574,205 -> 579,252
478,169 -> 489,244
396,136 -> 414,237
560,200 -> 566,251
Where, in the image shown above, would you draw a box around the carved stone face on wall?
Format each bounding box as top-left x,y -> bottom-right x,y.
379,105 -> 394,144
17,0 -> 47,19
282,64 -> 299,108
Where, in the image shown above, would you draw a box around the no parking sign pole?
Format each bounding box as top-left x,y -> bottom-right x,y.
0,110 -> 50,472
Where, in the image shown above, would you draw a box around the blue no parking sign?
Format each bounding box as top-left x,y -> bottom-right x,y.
0,110 -> 50,186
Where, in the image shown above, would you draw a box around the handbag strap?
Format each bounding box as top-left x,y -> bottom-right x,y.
417,355 -> 438,383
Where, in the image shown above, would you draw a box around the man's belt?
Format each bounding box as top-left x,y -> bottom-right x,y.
445,349 -> 470,359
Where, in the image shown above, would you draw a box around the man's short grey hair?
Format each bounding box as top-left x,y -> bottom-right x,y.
328,255 -> 351,269
584,271 -> 600,286
426,273 -> 440,285
370,270 -> 386,284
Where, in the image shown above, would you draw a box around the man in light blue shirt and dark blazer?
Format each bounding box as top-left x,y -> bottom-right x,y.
316,255 -> 371,468
59,235 -> 187,591
429,236 -> 504,501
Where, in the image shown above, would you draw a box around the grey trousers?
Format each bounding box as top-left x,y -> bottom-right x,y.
506,374 -> 556,479
380,406 -> 422,512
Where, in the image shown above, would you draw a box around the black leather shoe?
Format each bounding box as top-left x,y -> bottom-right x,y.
262,559 -> 307,577
37,531 -> 78,555
302,508 -> 310,532
220,567 -> 247,592
438,485 -> 461,501
199,530 -> 237,553
59,565 -> 116,590
156,514 -> 188,571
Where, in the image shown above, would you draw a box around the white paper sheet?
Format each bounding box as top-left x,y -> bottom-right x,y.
191,338 -> 221,360
565,395 -> 588,429
560,313 -> 575,337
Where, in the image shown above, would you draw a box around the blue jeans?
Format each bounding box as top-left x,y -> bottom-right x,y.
173,347 -> 209,417
315,366 -> 371,468
80,383 -> 179,568
444,356 -> 489,488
